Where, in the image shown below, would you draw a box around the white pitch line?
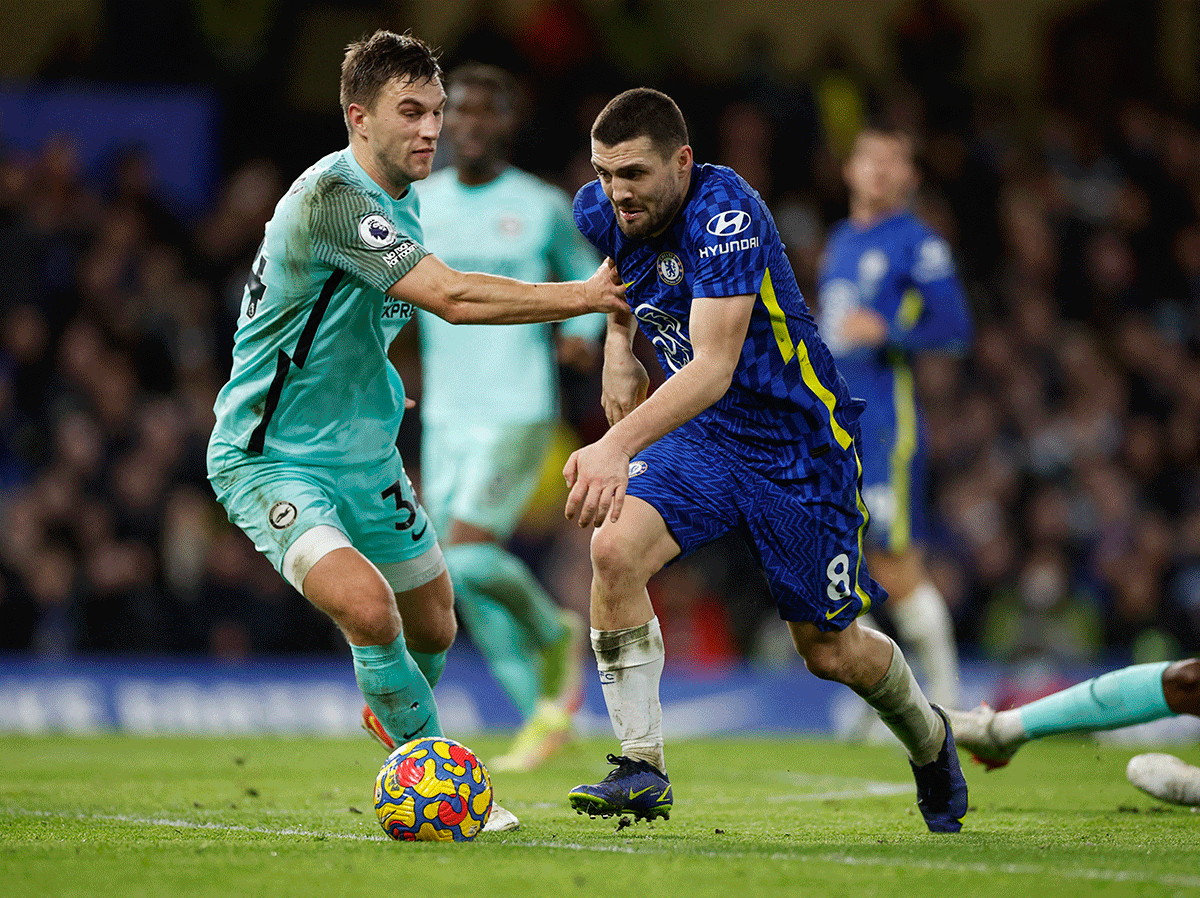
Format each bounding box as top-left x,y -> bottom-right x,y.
6,808 -> 384,842
7,807 -> 1200,891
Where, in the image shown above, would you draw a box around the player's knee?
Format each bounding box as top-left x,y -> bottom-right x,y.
589,527 -> 650,589
406,611 -> 457,655
793,635 -> 852,682
321,577 -> 401,645
1164,659 -> 1200,715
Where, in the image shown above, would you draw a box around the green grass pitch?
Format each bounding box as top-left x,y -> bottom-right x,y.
2,733 -> 1198,897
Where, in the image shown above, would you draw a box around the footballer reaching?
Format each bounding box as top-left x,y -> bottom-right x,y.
206,30 -> 626,834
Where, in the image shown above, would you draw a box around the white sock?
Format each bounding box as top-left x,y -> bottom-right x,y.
891,581 -> 960,707
990,708 -> 1027,747
855,636 -> 945,766
592,617 -> 666,773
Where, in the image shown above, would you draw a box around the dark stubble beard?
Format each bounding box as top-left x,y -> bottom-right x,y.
616,182 -> 685,240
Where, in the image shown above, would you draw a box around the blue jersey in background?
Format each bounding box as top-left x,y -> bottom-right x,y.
817,210 -> 971,550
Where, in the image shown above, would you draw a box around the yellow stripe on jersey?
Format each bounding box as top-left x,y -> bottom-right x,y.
851,443 -> 874,616
758,267 -> 853,451
888,360 -> 918,553
896,286 -> 924,332
759,267 -> 795,364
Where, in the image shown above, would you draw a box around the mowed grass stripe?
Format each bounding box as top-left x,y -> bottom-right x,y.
6,805 -> 1200,891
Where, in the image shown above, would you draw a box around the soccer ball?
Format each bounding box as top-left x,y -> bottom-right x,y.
373,737 -> 494,842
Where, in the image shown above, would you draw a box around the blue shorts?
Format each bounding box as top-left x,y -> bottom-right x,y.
856,377 -> 929,555
625,428 -> 885,631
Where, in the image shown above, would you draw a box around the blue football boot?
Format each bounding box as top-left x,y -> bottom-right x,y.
568,753 -> 673,821
909,704 -> 969,832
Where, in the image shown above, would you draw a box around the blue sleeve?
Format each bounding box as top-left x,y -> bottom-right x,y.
573,182 -> 613,259
891,232 -> 972,354
689,191 -> 770,299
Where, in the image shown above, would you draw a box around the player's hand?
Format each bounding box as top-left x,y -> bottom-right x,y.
404,397 -> 417,410
839,307 -> 889,350
563,435 -> 630,528
583,258 -> 628,315
601,347 -> 649,425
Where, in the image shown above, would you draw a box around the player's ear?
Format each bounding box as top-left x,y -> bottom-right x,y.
347,103 -> 369,140
676,145 -> 692,174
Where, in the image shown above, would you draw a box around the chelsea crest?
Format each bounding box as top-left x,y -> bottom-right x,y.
657,252 -> 684,285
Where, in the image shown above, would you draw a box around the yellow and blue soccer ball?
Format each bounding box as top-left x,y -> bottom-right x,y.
373,737 -> 493,842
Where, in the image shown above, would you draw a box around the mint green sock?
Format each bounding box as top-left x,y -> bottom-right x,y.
443,543 -> 566,648
1019,661 -> 1173,739
351,634 -> 442,744
408,648 -> 447,688
454,586 -> 539,718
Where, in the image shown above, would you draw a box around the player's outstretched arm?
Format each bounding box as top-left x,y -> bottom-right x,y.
564,293 -> 754,528
601,309 -> 649,425
391,255 -> 627,325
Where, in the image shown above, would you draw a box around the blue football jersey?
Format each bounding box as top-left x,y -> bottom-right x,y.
816,209 -> 971,551
574,163 -> 863,482
817,210 -> 970,400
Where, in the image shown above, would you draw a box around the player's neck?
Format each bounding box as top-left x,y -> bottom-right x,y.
850,198 -> 904,228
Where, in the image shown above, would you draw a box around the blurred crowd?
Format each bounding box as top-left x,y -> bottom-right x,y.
1,0 -> 1198,669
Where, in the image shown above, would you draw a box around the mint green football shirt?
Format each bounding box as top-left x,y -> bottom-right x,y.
415,166 -> 602,426
209,148 -> 428,468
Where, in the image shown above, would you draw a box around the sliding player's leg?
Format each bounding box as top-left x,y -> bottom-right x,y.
948,660 -> 1189,770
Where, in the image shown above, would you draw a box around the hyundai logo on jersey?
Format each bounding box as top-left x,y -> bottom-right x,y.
705,210 -> 751,237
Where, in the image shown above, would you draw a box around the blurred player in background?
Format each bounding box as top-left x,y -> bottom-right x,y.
562,88 -> 967,832
414,62 -> 603,771
205,31 -> 626,832
816,127 -> 972,729
948,658 -> 1200,806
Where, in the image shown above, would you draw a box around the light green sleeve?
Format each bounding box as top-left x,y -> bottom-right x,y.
547,190 -> 606,341
308,179 -> 427,293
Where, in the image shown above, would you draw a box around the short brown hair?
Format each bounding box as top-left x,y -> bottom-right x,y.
591,88 -> 688,159
340,30 -> 442,132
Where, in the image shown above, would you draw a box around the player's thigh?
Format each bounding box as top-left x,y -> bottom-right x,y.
619,430 -> 740,568
590,494 -> 683,586
302,544 -> 400,642
335,449 -> 441,574
332,451 -> 454,641
393,567 -> 456,654
744,459 -> 885,632
209,453 -> 349,592
424,419 -> 553,541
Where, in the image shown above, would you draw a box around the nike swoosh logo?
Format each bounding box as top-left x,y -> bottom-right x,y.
826,598 -> 856,620
410,521 -> 428,542
401,715 -> 431,741
629,785 -> 656,800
